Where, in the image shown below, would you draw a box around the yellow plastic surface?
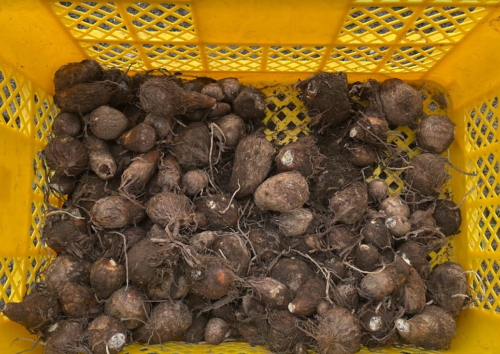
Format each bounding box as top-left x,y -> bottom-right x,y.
1,1 -> 500,353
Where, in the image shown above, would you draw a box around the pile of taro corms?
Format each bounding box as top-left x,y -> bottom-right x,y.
3,60 -> 469,354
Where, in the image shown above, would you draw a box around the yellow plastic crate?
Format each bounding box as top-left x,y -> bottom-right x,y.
1,0 -> 500,353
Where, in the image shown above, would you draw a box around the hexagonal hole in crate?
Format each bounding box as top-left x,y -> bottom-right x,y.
143,43 -> 202,71
382,45 -> 453,73
206,45 -> 262,71
0,68 -> 31,136
466,94 -> 499,152
80,42 -> 144,69
126,2 -> 196,42
266,46 -> 326,72
476,205 -> 500,253
338,6 -> 414,44
325,45 -> 389,72
473,258 -> 500,313
404,6 -> 490,44
474,153 -> 500,201
33,92 -> 57,144
51,1 -> 128,41
0,258 -> 17,310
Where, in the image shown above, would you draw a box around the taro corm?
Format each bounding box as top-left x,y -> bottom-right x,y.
4,61 -> 470,354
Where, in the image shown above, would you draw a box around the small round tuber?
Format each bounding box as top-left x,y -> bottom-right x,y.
44,136 -> 89,177
89,106 -> 128,140
254,172 -> 310,212
205,318 -> 230,345
417,115 -> 455,154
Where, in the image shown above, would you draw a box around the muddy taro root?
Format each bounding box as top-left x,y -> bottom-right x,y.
349,143 -> 377,167
410,208 -> 436,230
44,136 -> 88,177
295,72 -> 352,129
361,217 -> 391,249
105,286 -> 151,330
52,112 -> 82,137
44,320 -> 86,354
156,155 -> 181,192
183,77 -> 215,92
417,115 -> 455,154
144,113 -> 173,139
396,267 -> 426,315
380,196 -> 410,218
229,132 -> 275,198
104,68 -> 133,108
218,77 -> 240,102
118,122 -> 157,153
190,257 -> 235,299
126,237 -> 169,285
385,214 -> 411,237
135,301 -> 192,344
396,241 -> 430,277
140,77 -> 216,117
317,307 -> 362,354
248,277 -> 293,309
349,116 -> 389,144
71,173 -> 116,212
146,191 -> 194,233
201,83 -> 224,101
329,181 -> 368,224
433,199 -> 462,236
211,233 -> 250,276
327,226 -> 358,255
189,231 -> 218,253
182,169 -> 209,196
270,257 -> 315,294
212,114 -> 246,148
288,278 -> 325,316
367,179 -> 388,202
205,318 -> 230,345
427,262 -> 467,317
405,153 -> 449,197
274,208 -> 313,237
54,81 -> 116,114
379,78 -> 423,127
90,258 -> 126,299
87,315 -> 127,354
2,291 -> 59,331
89,105 -> 129,140
120,150 -> 159,195
146,269 -> 189,300
254,171 -> 309,212
91,196 -> 145,229
195,194 -> 239,230
354,244 -> 380,272
396,306 -> 456,350
209,102 -> 232,119
57,282 -> 101,318
42,208 -> 92,258
248,227 -> 282,262
85,134 -> 117,180
49,173 -> 77,195
276,136 -> 323,178
54,59 -> 103,91
170,122 -> 211,168
45,255 -> 91,294
266,310 -> 305,353
233,86 -> 266,121
360,257 -> 411,299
